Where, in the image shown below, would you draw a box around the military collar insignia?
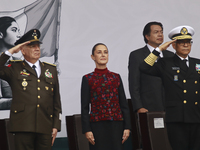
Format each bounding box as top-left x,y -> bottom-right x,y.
20,69 -> 30,76
180,27 -> 188,35
45,69 -> 53,78
195,64 -> 200,74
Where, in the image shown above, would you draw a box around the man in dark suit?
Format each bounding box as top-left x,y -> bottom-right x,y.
0,29 -> 62,150
140,25 -> 200,150
128,21 -> 174,113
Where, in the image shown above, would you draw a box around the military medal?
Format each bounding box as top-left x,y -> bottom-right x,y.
20,69 -> 30,77
45,69 -> 53,78
22,79 -> 28,90
196,64 -> 200,74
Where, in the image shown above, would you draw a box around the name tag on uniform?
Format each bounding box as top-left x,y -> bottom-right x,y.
172,67 -> 180,70
174,75 -> 178,81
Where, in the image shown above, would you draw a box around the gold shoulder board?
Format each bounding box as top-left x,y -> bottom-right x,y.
43,62 -> 56,66
9,60 -> 23,63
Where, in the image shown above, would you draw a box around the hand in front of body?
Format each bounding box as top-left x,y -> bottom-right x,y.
122,129 -> 130,144
85,131 -> 95,145
159,39 -> 176,51
137,108 -> 148,113
8,41 -> 30,54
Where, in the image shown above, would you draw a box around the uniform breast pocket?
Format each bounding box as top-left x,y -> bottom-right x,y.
45,78 -> 54,95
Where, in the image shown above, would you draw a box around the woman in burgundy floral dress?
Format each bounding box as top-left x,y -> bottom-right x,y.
81,43 -> 131,150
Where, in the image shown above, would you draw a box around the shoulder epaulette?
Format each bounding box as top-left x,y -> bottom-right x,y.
43,62 -> 56,66
9,60 -> 23,63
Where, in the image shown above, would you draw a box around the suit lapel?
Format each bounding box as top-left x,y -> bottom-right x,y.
185,57 -> 195,78
173,55 -> 188,75
143,45 -> 151,58
40,61 -> 45,79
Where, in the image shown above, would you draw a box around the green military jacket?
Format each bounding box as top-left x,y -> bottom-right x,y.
0,52 -> 62,134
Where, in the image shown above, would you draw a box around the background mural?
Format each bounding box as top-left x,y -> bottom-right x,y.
0,0 -> 200,137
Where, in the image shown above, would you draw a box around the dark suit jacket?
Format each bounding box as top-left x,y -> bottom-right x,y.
128,45 -> 174,112
140,50 -> 200,123
0,53 -> 62,134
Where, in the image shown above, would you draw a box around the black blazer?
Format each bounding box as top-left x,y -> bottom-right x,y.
140,51 -> 200,123
128,45 -> 174,112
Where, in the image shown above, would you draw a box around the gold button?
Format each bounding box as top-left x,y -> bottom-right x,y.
183,90 -> 187,93
195,81 -> 198,84
50,115 -> 53,118
50,82 -> 52,84
38,95 -> 40,99
37,104 -> 40,108
183,100 -> 187,104
183,80 -> 186,83
196,91 -> 198,94
38,79 -> 40,82
38,87 -> 40,90
195,102 -> 198,105
177,70 -> 180,73
14,110 -> 17,113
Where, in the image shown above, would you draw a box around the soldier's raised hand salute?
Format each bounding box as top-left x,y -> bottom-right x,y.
8,41 -> 30,54
158,39 -> 176,51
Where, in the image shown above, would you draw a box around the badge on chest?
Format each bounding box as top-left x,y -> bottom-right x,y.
172,67 -> 180,81
196,64 -> 200,74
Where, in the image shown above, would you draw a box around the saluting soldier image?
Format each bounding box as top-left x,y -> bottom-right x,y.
140,25 -> 200,150
0,29 -> 62,150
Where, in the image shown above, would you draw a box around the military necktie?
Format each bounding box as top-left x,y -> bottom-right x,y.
32,65 -> 38,76
182,59 -> 188,71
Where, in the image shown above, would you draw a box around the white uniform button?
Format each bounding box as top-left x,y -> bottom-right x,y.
183,100 -> 187,104
183,90 -> 187,93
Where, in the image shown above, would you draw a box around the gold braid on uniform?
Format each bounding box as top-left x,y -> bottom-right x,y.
144,53 -> 158,66
43,62 -> 56,66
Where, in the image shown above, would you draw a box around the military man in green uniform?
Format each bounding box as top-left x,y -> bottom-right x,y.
0,29 -> 62,150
